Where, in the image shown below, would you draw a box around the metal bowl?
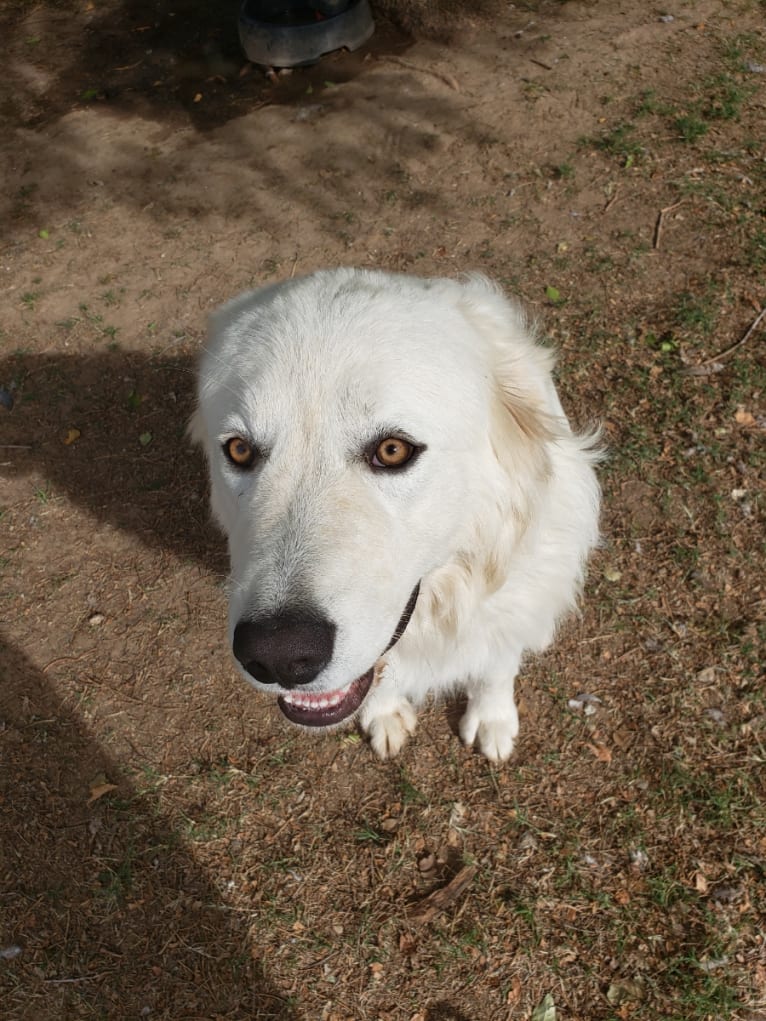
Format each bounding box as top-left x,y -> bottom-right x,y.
239,0 -> 375,68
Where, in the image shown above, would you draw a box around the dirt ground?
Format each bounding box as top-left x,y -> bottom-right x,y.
1,1 -> 765,1019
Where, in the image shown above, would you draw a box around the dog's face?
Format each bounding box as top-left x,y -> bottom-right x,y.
194,270 -> 551,729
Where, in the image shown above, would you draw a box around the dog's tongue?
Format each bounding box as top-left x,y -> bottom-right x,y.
277,669 -> 374,727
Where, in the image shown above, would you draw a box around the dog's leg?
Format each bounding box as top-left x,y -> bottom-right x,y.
459,660 -> 521,763
358,684 -> 418,760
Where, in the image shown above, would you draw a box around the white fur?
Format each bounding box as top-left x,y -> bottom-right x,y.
192,268 -> 601,761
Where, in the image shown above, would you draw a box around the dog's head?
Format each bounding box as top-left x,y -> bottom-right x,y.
192,269 -> 557,727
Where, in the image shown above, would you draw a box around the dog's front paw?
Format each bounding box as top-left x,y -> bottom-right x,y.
460,699 -> 519,763
363,699 -> 417,760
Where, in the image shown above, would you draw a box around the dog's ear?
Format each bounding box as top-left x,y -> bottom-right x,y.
458,276 -> 558,520
488,368 -> 556,528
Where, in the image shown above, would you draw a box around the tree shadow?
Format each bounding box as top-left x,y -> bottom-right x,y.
1,347 -> 225,573
2,0 -> 414,133
1,0 -> 566,234
0,635 -> 298,1020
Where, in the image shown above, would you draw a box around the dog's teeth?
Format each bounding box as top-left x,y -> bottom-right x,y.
282,688 -> 347,711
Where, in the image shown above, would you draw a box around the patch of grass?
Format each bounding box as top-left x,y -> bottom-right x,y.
702,73 -> 754,121
634,88 -> 673,118
182,810 -> 231,842
55,316 -> 79,332
721,31 -> 763,65
654,763 -> 758,830
96,848 -> 135,904
589,122 -> 645,165
355,823 -> 386,845
398,768 -> 427,805
674,113 -> 709,143
745,228 -> 766,267
672,288 -> 720,338
660,951 -> 742,1019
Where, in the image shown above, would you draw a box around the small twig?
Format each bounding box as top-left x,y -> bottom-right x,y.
45,973 -> 110,984
377,55 -> 459,91
653,200 -> 684,250
603,185 -> 621,213
697,305 -> 766,368
42,652 -> 89,674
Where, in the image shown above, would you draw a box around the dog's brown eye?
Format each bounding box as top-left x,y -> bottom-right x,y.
224,436 -> 256,468
372,437 -> 415,469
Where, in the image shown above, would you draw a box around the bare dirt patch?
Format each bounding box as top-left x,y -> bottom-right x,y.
1,2 -> 765,1019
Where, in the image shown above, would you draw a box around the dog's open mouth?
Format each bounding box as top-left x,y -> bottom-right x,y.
275,582 -> 420,729
277,669 -> 374,728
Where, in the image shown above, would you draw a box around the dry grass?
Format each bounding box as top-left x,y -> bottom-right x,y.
1,1 -> 765,1019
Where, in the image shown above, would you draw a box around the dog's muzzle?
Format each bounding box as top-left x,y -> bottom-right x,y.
232,583 -> 420,727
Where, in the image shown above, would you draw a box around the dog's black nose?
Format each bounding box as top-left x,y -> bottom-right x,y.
233,611 -> 335,688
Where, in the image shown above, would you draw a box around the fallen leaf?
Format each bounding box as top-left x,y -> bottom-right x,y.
607,978 -> 645,1005
697,956 -> 729,973
88,781 -> 118,804
518,830 -> 538,852
505,975 -> 522,1005
63,427 -> 81,445
418,853 -> 436,872
735,406 -> 756,427
586,742 -> 612,763
448,801 -> 466,829
568,692 -> 602,714
633,845 -> 649,869
446,827 -> 462,847
531,993 -> 556,1021
193,92 -> 203,103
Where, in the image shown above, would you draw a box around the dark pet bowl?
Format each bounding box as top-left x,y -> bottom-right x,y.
239,0 -> 375,68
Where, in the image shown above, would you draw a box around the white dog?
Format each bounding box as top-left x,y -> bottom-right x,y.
192,269 -> 600,762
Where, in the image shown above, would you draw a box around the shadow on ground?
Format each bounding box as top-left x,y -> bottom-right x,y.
1,348 -> 224,572
0,637 -> 297,1020
2,0 -> 414,132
